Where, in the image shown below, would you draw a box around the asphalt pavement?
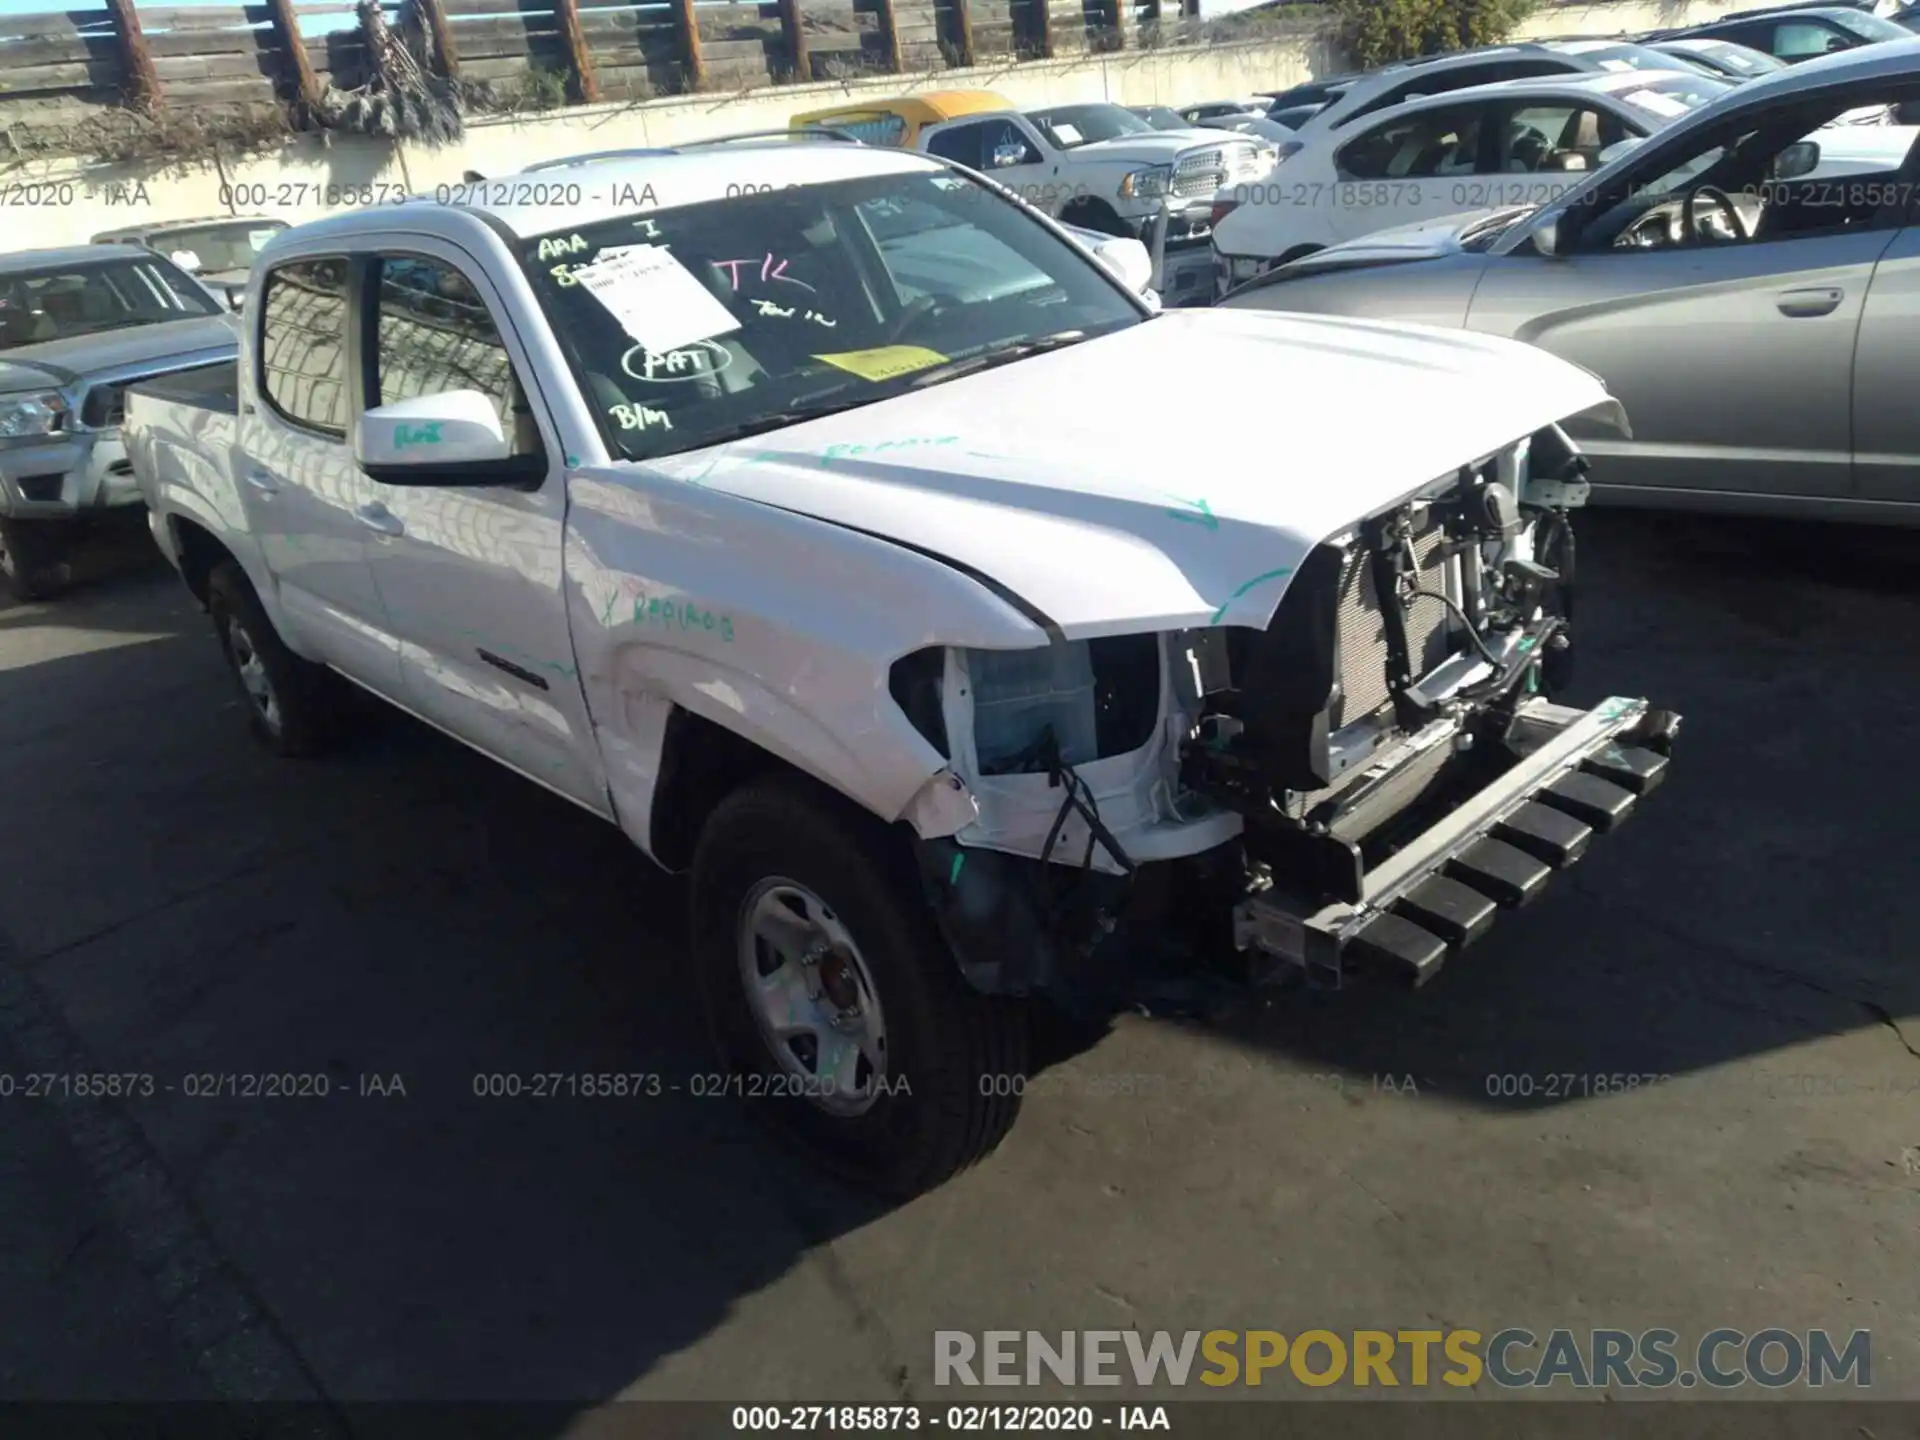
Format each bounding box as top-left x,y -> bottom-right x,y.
0,508 -> 1916,1429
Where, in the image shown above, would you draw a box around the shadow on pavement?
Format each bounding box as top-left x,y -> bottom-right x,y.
0,510 -> 1914,1418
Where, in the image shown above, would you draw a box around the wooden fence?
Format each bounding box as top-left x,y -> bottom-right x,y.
0,0 -> 1211,123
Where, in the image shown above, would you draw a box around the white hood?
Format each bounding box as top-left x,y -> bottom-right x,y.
640,310 -> 1618,640
1069,132 -> 1256,169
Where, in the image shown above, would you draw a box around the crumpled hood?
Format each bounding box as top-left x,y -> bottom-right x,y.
644,309 -> 1619,639
0,315 -> 237,386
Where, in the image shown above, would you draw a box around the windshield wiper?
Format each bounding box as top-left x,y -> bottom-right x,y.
657,390 -> 889,456
904,330 -> 1091,390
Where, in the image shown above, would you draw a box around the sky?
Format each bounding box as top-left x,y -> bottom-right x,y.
0,0 -> 371,35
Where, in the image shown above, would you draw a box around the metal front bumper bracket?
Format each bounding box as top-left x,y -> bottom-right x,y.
1233,695 -> 1680,990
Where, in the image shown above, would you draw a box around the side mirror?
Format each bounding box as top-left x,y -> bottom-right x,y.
1531,213 -> 1564,258
355,389 -> 540,487
991,142 -> 1028,169
1089,235 -> 1155,294
1771,139 -> 1820,180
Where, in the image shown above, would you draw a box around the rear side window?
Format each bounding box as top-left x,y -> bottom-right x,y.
1338,105 -> 1487,179
1771,19 -> 1852,58
258,258 -> 349,437
1342,64 -> 1509,127
371,254 -> 542,457
805,113 -> 908,146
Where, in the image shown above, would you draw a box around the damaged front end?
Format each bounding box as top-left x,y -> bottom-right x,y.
901,421 -> 1681,999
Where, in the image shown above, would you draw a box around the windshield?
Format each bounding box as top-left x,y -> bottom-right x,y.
1615,72 -> 1735,121
1131,107 -> 1190,131
1577,42 -> 1696,70
1026,104 -> 1158,149
148,222 -> 287,274
1695,41 -> 1787,75
0,258 -> 219,350
1831,7 -> 1914,38
522,170 -> 1144,463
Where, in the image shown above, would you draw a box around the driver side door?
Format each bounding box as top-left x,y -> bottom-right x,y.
1466,93 -> 1919,502
923,117 -> 1056,211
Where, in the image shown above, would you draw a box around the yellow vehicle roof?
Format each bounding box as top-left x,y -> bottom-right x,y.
790,90 -> 1012,129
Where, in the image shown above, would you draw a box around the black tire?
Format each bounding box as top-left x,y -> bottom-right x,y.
1059,201 -> 1132,238
0,518 -> 70,603
691,777 -> 1029,1198
206,560 -> 346,758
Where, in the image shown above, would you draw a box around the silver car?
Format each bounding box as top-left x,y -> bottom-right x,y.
1219,39 -> 1920,526
0,246 -> 237,599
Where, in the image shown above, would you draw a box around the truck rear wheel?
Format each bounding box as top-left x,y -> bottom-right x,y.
690,778 -> 1029,1197
0,518 -> 69,603
206,561 -> 345,758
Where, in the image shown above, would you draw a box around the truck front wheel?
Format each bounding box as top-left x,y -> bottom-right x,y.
691,778 -> 1029,1197
0,518 -> 70,602
206,561 -> 346,757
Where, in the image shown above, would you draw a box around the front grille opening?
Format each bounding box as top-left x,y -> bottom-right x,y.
967,634 -> 1161,777
82,386 -> 126,429
14,473 -> 64,503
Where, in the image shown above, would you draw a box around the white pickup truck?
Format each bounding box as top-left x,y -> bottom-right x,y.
914,102 -> 1274,306
126,134 -> 1680,1196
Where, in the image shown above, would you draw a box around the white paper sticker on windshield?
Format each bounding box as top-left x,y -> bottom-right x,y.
572,243 -> 741,354
1599,59 -> 1635,71
1625,89 -> 1691,117
169,249 -> 202,272
248,229 -> 278,250
1050,123 -> 1083,146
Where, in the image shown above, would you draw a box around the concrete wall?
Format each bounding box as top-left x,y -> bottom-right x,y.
5,0 -> 1746,247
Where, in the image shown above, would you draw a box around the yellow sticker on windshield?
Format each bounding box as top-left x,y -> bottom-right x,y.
814,345 -> 948,383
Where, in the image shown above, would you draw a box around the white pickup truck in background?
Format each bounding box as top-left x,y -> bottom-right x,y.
912,102 -> 1275,306
125,134 -> 1681,1197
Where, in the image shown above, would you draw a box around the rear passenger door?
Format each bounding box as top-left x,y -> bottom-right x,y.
354,244 -> 610,813
244,255 -> 401,691
1330,101 -> 1493,242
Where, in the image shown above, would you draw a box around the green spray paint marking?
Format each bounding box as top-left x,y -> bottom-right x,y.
597,588 -> 622,629
394,422 -> 443,449
633,594 -> 734,642
949,851 -> 966,886
1210,566 -> 1294,624
1163,494 -> 1218,530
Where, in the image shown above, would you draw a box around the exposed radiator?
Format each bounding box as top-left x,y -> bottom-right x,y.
1330,521 -> 1452,728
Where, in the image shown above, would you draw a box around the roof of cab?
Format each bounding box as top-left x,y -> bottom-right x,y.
0,243 -> 153,272
90,215 -> 287,241
264,141 -> 945,246
791,89 -> 1012,124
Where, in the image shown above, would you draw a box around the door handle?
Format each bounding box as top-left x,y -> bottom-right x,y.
354,502 -> 405,537
243,467 -> 280,496
1776,287 -> 1843,318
